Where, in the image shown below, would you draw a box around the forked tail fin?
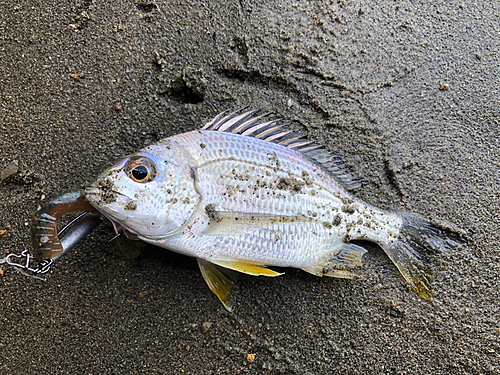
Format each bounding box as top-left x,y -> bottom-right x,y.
380,213 -> 464,300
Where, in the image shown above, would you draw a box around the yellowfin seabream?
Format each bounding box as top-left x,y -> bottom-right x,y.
85,109 -> 462,310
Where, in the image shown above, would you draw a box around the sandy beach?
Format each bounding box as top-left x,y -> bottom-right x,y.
1,1 -> 499,373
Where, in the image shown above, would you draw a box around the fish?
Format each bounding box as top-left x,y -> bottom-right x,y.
85,108 -> 463,311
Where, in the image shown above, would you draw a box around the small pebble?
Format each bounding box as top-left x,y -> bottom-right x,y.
0,269 -> 4,277
0,160 -> 18,183
439,82 -> 450,91
0,230 -> 8,239
247,353 -> 255,363
138,291 -> 148,298
201,321 -> 212,333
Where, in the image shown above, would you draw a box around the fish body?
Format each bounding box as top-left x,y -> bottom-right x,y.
86,109 -> 461,310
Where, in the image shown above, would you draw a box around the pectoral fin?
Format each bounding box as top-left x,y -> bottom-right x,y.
116,236 -> 144,259
197,259 -> 236,311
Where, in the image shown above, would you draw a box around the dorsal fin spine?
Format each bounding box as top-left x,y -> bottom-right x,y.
202,106 -> 251,130
253,125 -> 285,140
217,109 -> 260,132
277,136 -> 302,146
241,121 -> 277,136
264,131 -> 293,142
201,110 -> 229,130
231,112 -> 273,134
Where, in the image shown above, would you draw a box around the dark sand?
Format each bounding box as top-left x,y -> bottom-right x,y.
1,1 -> 499,374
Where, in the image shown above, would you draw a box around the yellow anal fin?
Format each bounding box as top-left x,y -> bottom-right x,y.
302,266 -> 362,280
197,259 -> 235,312
301,243 -> 367,279
211,259 -> 283,277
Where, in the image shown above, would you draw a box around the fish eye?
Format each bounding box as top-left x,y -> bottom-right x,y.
132,165 -> 148,181
126,157 -> 157,183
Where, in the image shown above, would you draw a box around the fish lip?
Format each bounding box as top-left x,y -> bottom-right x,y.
84,187 -> 101,201
84,187 -> 133,205
84,187 -> 140,234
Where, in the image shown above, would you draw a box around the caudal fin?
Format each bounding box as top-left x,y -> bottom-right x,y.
380,213 -> 464,301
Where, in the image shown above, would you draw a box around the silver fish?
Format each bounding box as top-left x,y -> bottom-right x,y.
85,109 -> 462,310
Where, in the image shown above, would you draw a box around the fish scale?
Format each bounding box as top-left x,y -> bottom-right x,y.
86,108 -> 464,311
182,130 -> 398,250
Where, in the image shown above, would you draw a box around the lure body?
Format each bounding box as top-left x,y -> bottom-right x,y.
31,191 -> 96,260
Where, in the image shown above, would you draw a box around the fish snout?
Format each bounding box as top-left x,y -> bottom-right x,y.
85,186 -> 135,208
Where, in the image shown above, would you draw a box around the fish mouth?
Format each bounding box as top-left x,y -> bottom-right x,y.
85,187 -> 132,206
85,187 -> 139,239
84,187 -> 102,202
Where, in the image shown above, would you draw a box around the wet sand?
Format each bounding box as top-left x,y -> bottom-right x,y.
1,1 -> 499,374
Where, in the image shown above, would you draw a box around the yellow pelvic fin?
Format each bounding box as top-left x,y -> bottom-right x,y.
197,259 -> 235,312
211,259 -> 283,277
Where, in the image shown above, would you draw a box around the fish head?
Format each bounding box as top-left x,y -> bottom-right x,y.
85,147 -> 201,239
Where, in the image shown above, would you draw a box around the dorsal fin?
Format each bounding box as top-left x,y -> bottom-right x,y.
202,108 -> 362,191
